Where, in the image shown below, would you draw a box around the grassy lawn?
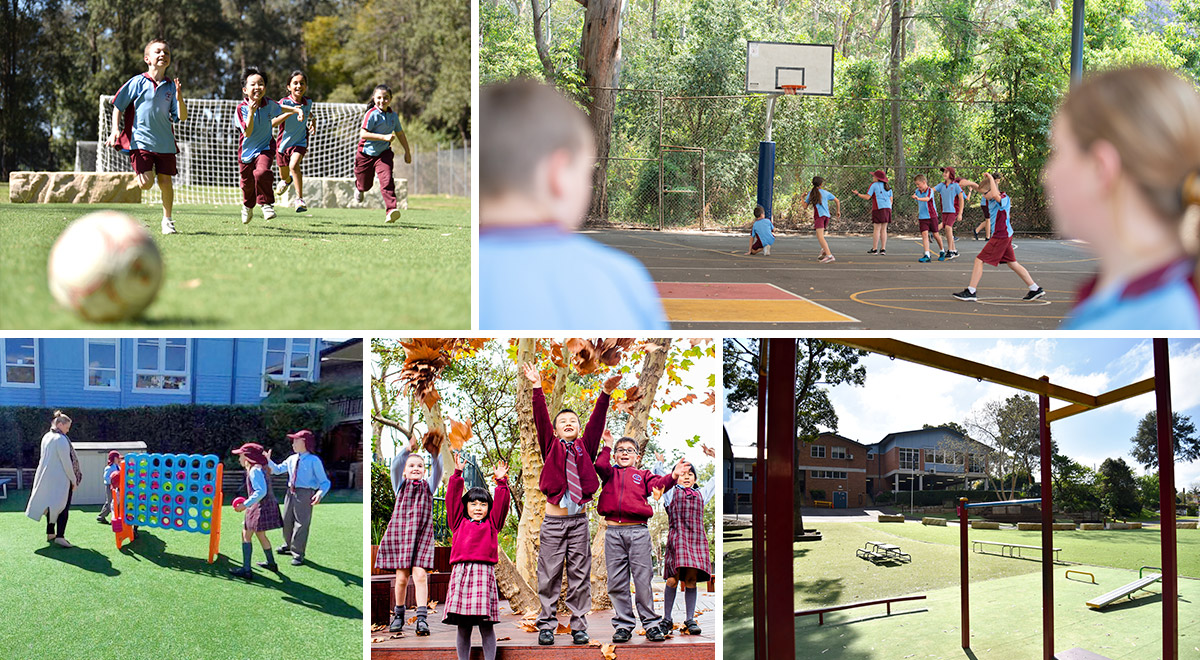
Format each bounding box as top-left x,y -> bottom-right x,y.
0,488 -> 363,659
0,194 -> 470,328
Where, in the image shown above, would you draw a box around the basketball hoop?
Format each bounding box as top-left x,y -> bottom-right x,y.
780,84 -> 807,95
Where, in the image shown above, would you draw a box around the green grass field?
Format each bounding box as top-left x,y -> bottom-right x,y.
0,488 -> 363,659
0,186 -> 469,328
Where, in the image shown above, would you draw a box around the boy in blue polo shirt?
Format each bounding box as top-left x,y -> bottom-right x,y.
273,71 -> 315,213
934,167 -> 964,259
478,79 -> 667,330
265,429 -> 331,566
235,67 -> 303,224
106,39 -> 187,235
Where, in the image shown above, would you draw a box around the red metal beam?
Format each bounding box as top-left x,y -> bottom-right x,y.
1039,378 -> 1054,660
1155,339 -> 1178,660
752,340 -> 768,660
764,339 -> 797,658
959,497 -> 969,649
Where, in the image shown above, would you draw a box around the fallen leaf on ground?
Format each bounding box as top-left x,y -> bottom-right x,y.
182,278 -> 202,288
600,643 -> 617,659
555,623 -> 571,634
515,620 -> 539,632
496,636 -> 511,641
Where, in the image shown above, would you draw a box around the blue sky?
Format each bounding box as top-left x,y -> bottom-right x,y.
724,338 -> 1200,490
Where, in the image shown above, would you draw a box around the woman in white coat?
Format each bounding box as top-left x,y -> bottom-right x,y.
25,411 -> 82,548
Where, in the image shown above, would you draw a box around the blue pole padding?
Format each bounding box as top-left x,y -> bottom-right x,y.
963,498 -> 1042,509
757,141 -> 776,219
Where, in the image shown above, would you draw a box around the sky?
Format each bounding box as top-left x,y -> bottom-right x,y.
375,339 -> 719,473
724,338 -> 1200,490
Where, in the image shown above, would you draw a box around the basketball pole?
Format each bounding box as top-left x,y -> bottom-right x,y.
757,94 -> 781,219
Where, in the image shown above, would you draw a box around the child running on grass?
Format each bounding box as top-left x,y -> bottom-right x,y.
106,39 -> 186,235
913,174 -> 946,262
265,429 -> 330,567
443,453 -> 510,660
746,205 -> 774,255
522,361 -> 617,645
97,451 -> 121,524
229,442 -> 283,579
595,430 -> 685,643
272,70 -> 315,213
235,67 -> 303,224
1045,66 -> 1200,329
934,167 -> 964,259
951,172 -> 1044,302
853,170 -> 893,254
354,84 -> 411,224
652,444 -> 715,635
377,435 -> 444,635
802,176 -> 840,263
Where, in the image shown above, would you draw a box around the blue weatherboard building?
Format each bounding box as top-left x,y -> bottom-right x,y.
0,338 -> 326,408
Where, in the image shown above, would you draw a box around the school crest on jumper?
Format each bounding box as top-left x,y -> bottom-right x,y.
632,473 -> 643,484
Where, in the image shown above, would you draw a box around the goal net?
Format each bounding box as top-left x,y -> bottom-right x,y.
97,96 -> 368,206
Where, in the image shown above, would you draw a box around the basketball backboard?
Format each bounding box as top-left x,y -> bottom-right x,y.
745,41 -> 834,96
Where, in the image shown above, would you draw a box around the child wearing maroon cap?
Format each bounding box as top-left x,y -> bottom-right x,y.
853,170 -> 893,255
520,362 -> 617,646
266,429 -> 331,566
443,453 -> 511,660
229,442 -> 284,579
595,430 -> 686,644
377,434 -> 444,635
651,444 -> 716,635
97,451 -> 122,524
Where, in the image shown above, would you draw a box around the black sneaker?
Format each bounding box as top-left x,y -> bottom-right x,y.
878,248 -> 886,255
97,516 -> 109,524
229,566 -> 253,579
952,289 -> 977,301
290,555 -> 304,566
538,629 -> 555,645
388,611 -> 406,633
866,249 -> 878,254
948,251 -> 959,260
415,617 -> 430,636
685,619 -> 702,635
646,625 -> 665,642
612,628 -> 633,643
572,630 -> 589,645
276,545 -> 292,555
256,561 -> 280,571
973,228 -> 981,240
1023,287 -> 1046,301
660,618 -> 674,633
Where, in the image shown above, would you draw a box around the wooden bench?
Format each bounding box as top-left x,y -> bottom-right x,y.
972,539 -> 1061,561
0,477 -> 11,500
813,500 -> 833,508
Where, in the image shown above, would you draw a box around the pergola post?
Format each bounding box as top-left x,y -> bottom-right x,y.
1155,338 -> 1178,660
1039,377 -> 1054,660
763,338 -> 797,657
752,340 -> 768,660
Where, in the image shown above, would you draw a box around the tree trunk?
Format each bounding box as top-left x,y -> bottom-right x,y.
514,339 -> 547,588
496,549 -> 540,613
590,338 -> 673,609
531,0 -> 556,82
888,0 -> 907,194
580,0 -> 623,222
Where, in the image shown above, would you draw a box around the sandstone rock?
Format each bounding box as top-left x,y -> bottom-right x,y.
10,172 -> 141,203
283,177 -> 408,210
878,514 -> 905,523
1080,523 -> 1104,530
1178,522 -> 1197,529
922,517 -> 947,526
970,521 -> 1000,530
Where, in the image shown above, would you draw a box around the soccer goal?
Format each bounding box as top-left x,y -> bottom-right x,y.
97,96 -> 373,206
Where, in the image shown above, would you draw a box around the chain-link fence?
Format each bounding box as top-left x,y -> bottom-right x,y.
589,89 -> 1052,234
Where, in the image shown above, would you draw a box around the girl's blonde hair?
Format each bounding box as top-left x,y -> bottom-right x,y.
52,410 -> 72,428
1059,66 -> 1200,224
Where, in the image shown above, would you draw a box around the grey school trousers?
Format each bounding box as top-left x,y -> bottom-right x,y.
605,523 -> 661,631
282,487 -> 316,557
537,512 -> 592,632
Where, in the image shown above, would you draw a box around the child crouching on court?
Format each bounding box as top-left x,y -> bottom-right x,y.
746,205 -> 775,256
376,435 -> 443,635
443,454 -> 510,660
595,430 -> 685,643
478,79 -> 667,330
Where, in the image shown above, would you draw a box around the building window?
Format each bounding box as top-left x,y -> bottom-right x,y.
899,448 -> 919,470
868,453 -> 875,460
134,339 -> 191,392
734,463 -> 754,481
261,338 -> 317,395
84,339 -> 120,391
811,445 -> 826,459
831,446 -> 847,460
1,338 -> 39,388
969,453 -> 985,473
810,470 -> 847,480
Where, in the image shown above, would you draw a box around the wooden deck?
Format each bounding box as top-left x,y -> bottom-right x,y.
371,588 -> 716,659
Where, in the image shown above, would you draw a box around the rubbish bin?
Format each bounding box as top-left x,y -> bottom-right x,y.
71,441 -> 147,505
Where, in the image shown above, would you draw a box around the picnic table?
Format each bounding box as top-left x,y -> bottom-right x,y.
856,540 -> 912,563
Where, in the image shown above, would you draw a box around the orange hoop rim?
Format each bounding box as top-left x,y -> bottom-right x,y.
780,84 -> 807,95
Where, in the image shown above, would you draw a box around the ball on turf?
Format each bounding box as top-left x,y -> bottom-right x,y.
47,211 -> 164,322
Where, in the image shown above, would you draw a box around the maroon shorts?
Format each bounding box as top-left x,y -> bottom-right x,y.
130,150 -> 177,176
919,217 -> 939,234
977,235 -> 1016,266
941,212 -> 958,227
814,215 -> 831,230
871,208 -> 892,224
751,235 -> 763,251
276,146 -> 307,169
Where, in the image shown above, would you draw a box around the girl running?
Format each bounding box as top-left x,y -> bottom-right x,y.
273,70 -> 315,212
355,84 -> 412,223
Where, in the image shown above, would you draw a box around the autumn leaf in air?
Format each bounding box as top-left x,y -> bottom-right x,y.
447,419 -> 473,450
702,391 -> 716,408
613,385 -> 644,414
422,428 -> 445,456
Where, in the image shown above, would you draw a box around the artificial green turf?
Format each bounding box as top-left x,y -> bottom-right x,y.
0,195 -> 470,329
0,488 -> 363,660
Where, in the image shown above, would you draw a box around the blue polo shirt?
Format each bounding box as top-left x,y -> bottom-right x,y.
987,194 -> 1013,238
479,225 -> 668,330
277,96 -> 313,150
234,98 -> 282,163
813,189 -> 837,217
934,181 -> 962,214
752,217 -> 775,246
111,74 -> 179,154
360,107 -> 400,157
1063,258 -> 1200,330
915,188 -> 935,219
868,181 -> 892,209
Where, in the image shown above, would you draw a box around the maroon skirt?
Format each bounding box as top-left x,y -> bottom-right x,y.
442,561 -> 500,625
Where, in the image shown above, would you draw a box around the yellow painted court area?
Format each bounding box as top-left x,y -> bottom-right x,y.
662,298 -> 856,323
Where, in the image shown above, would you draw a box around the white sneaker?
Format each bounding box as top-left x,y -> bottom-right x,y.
161,217 -> 177,235
763,244 -> 771,256
263,204 -> 277,220
385,208 -> 400,223
241,206 -> 252,224
295,198 -> 307,213
274,179 -> 292,197
353,190 -> 364,204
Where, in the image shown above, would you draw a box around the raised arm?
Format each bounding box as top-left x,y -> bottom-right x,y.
594,445 -> 614,484
390,448 -> 407,494
265,452 -> 289,476
523,363 -> 554,456
446,466 -> 464,533
426,448 -> 444,495
581,376 -> 618,458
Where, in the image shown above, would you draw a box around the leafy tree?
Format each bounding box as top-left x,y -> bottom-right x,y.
1050,450 -> 1100,513
1137,472 -> 1160,512
1129,410 -> 1200,470
1097,457 -> 1140,520
965,394 -> 1041,500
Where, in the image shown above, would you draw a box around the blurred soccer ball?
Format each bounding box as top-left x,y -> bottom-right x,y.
47,211 -> 163,321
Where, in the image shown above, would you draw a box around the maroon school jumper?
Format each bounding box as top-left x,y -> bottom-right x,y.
443,470 -> 511,625
663,485 -> 712,581
593,446 -> 675,523
375,476 -> 436,570
533,388 -> 609,501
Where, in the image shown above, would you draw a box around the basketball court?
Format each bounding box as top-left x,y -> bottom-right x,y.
591,230 -> 1096,329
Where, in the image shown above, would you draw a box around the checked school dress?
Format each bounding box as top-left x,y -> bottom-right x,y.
243,467 -> 283,532
376,477 -> 436,570
443,469 -> 511,625
662,485 -> 712,582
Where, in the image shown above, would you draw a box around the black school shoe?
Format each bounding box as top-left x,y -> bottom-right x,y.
537,629 -> 555,645
415,617 -> 430,636
660,617 -> 674,633
685,619 -> 702,635
1023,287 -> 1046,300
572,630 -> 589,644
229,566 -> 253,579
612,628 -> 633,643
256,560 -> 280,571
646,625 -> 666,642
952,289 -> 977,301
276,544 -> 292,555
388,611 -> 405,633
